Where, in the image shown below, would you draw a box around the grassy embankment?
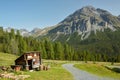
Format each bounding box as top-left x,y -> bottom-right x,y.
0,52 -> 73,80
74,62 -> 120,79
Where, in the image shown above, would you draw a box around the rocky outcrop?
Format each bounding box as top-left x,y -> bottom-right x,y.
48,6 -> 120,40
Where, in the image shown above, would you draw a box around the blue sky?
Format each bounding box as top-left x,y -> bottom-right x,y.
0,0 -> 120,31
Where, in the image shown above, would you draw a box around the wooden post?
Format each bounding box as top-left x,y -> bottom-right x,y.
24,54 -> 29,70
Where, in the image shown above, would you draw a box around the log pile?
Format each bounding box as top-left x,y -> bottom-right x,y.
0,72 -> 30,80
0,66 -> 10,71
40,64 -> 50,71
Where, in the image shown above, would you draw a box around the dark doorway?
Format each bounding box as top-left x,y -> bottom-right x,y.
28,60 -> 32,70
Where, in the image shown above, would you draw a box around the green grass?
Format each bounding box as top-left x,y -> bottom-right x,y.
2,52 -> 120,80
23,60 -> 73,80
0,52 -> 18,66
0,53 -> 73,80
25,63 -> 73,80
74,62 -> 120,79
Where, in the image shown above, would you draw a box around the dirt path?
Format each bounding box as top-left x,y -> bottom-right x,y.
62,64 -> 115,80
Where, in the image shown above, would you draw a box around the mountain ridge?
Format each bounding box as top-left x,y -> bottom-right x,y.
3,6 -> 120,40
2,6 -> 120,56
3,26 -> 54,37
47,6 -> 120,41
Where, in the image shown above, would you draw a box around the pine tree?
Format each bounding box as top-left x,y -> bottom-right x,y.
9,39 -> 19,54
83,51 -> 88,63
54,42 -> 64,60
18,37 -> 27,55
116,54 -> 120,62
64,43 -> 69,60
10,29 -> 15,39
49,43 -> 55,60
43,38 -> 55,59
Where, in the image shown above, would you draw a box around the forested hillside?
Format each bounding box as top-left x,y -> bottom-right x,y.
53,28 -> 120,62
0,27 -> 76,60
39,6 -> 120,63
0,27 -> 120,63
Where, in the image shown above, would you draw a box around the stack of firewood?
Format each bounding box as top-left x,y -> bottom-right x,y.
0,72 -> 30,80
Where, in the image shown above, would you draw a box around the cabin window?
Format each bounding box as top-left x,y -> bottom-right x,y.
33,59 -> 36,61
34,54 -> 36,57
27,56 -> 32,59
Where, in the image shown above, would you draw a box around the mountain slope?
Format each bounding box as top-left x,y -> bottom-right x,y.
41,6 -> 120,55
48,6 -> 120,40
4,26 -> 54,37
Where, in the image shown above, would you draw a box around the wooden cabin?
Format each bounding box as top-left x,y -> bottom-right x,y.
14,51 -> 41,71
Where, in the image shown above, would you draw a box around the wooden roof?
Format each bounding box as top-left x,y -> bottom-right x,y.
15,51 -> 41,62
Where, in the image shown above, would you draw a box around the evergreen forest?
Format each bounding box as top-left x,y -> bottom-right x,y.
0,27 -> 120,63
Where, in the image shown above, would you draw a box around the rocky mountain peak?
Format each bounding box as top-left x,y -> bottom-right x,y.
118,15 -> 120,17
118,15 -> 120,20
49,6 -> 120,40
31,28 -> 41,33
96,8 -> 111,15
80,6 -> 96,14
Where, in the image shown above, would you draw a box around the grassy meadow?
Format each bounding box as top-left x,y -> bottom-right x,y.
74,62 -> 120,79
0,52 -> 73,80
0,52 -> 18,66
25,61 -> 73,80
0,52 -> 120,80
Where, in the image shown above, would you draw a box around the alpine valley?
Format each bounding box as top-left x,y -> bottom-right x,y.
39,6 -> 120,56
3,6 -> 120,58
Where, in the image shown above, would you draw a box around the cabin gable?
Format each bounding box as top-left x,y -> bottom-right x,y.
14,51 -> 41,70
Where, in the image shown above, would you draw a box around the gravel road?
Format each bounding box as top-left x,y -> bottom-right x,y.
62,64 -> 116,80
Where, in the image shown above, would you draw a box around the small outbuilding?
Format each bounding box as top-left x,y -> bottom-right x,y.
12,51 -> 42,71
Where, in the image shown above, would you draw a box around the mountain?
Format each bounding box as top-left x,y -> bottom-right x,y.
37,6 -> 120,55
31,26 -> 55,37
48,6 -> 120,41
4,6 -> 120,40
3,26 -> 54,37
19,29 -> 30,36
18,27 -> 49,37
4,27 -> 30,36
2,6 -> 120,58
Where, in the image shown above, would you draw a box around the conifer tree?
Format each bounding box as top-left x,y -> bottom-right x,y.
54,42 -> 64,60
64,43 -> 69,60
